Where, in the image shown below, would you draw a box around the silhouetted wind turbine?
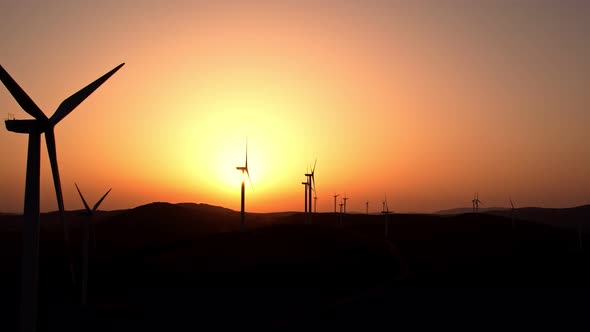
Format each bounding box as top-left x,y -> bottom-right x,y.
472,192 -> 482,213
313,195 -> 318,213
304,160 -> 317,223
343,195 -> 350,214
366,200 -> 369,215
333,193 -> 340,214
302,181 -> 309,219
1,63 -> 124,332
75,183 -> 111,306
236,139 -> 253,232
339,201 -> 344,224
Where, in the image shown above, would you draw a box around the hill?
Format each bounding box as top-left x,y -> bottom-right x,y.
485,204 -> 590,232
1,202 -> 590,330
434,206 -> 507,215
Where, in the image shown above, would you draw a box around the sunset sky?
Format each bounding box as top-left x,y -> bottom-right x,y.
1,1 -> 588,214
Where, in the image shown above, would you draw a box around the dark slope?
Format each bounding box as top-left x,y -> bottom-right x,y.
435,207 -> 507,215
2,204 -> 590,331
485,204 -> 590,231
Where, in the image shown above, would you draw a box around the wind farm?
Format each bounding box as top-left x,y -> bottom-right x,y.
1,1 -> 590,331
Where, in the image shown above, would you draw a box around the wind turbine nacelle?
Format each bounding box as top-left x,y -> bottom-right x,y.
5,119 -> 47,134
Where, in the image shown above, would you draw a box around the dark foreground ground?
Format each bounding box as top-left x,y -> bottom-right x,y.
1,203 -> 589,330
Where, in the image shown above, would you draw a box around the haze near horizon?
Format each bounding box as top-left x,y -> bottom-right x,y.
1,1 -> 589,214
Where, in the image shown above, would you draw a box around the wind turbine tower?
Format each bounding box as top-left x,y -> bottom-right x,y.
366,200 -> 369,215
1,63 -> 124,332
236,139 -> 253,232
74,183 -> 111,306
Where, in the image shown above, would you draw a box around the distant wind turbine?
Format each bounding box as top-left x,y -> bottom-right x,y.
75,183 -> 111,306
472,192 -> 482,213
236,139 -> 253,232
302,181 -> 309,221
366,200 -> 369,215
313,195 -> 318,213
303,159 -> 317,224
343,195 -> 350,214
1,62 -> 124,332
333,193 -> 340,214
339,201 -> 345,225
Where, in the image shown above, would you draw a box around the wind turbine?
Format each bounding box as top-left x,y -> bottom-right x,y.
366,200 -> 369,215
382,195 -> 392,237
472,192 -> 482,213
343,195 -> 350,214
333,193 -> 340,214
339,201 -> 344,225
302,181 -> 309,222
1,63 -> 124,332
313,195 -> 318,213
236,139 -> 253,232
304,159 -> 317,224
74,183 -> 111,306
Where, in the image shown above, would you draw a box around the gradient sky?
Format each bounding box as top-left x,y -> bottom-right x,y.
1,0 -> 589,214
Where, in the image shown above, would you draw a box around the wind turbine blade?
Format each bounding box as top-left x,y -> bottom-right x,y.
50,63 -> 125,125
311,175 -> 316,193
92,188 -> 112,212
245,137 -> 248,169
75,183 -> 92,214
246,169 -> 254,192
312,158 -> 317,174
45,129 -> 67,233
0,65 -> 48,122
45,128 -> 75,283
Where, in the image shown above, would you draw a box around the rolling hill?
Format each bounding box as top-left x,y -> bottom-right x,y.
1,202 -> 590,330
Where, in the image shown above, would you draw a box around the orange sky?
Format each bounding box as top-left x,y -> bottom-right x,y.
1,1 -> 589,213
